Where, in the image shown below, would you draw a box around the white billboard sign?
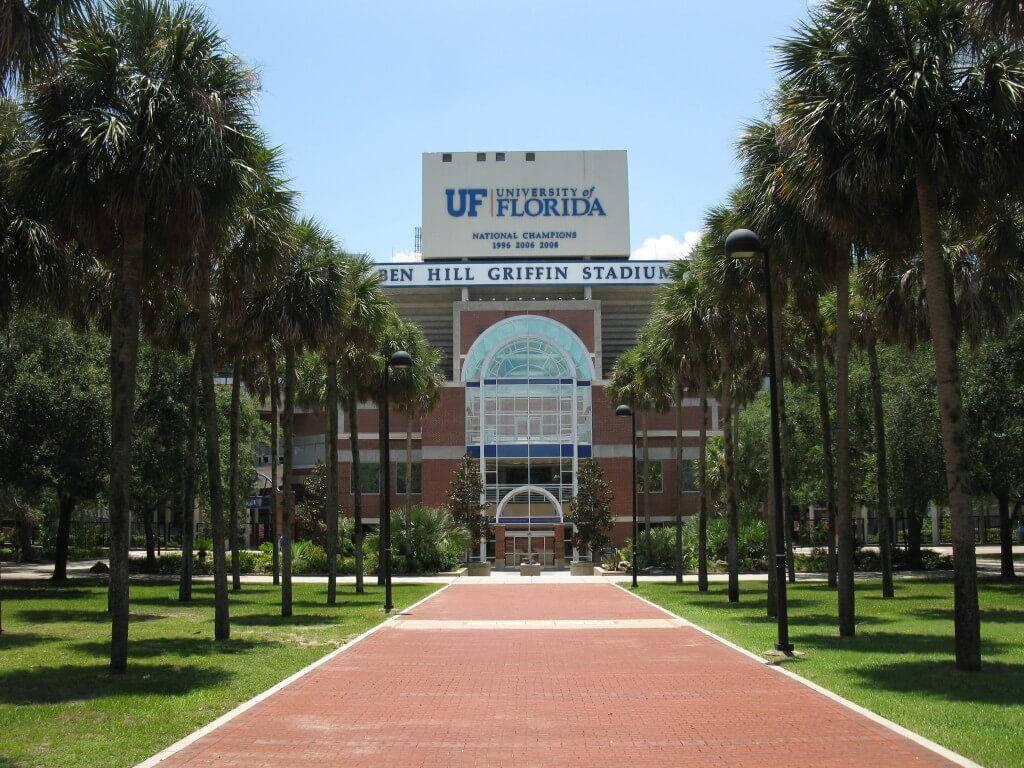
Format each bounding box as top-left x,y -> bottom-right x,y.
421,150 -> 629,260
376,260 -> 672,288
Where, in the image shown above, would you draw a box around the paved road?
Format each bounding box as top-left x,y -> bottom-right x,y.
138,582 -> 971,768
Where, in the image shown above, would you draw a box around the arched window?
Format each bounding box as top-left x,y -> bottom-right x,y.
463,316 -> 593,516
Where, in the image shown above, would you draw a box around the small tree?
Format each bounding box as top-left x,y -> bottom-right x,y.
567,459 -> 614,562
447,454 -> 488,564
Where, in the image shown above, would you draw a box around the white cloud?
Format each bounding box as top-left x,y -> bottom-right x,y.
392,250 -> 422,263
630,231 -> 701,261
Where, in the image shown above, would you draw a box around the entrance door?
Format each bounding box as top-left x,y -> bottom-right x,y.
504,532 -> 553,567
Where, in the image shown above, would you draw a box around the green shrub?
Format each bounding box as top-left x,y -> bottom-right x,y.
620,515 -> 769,571
290,540 -> 328,574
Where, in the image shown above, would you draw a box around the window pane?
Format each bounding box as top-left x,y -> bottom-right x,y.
396,462 -> 422,494
350,462 -> 380,494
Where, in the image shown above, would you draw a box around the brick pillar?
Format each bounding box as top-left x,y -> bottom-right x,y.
553,524 -> 565,568
494,524 -> 506,567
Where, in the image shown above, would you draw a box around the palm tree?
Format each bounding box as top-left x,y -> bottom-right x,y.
850,266 -> 896,597
246,218 -> 344,617
0,0 -> 81,92
219,144 -> 295,592
648,259 -> 719,590
777,0 -> 1024,669
21,0 -> 259,670
322,254 -> 388,604
392,339 -> 443,558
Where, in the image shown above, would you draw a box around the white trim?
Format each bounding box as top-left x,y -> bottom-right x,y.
495,484 -> 564,522
613,584 -> 983,768
134,583 -> 452,768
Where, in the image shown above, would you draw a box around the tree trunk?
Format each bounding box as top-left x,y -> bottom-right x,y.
997,492 -> 1015,579
108,230 -> 143,674
405,411 -> 413,558
179,347 -> 200,602
813,322 -> 838,589
229,357 -> 242,591
835,245 -> 856,637
722,360 -> 739,603
674,386 -> 684,584
697,382 -> 709,592
771,275 -> 796,583
281,345 -> 296,617
266,348 -> 280,586
197,260 -> 230,640
916,166 -> 981,671
326,358 -> 340,604
867,334 -> 894,597
141,506 -> 156,573
640,409 -> 651,560
766,496 -> 777,618
349,394 -> 364,594
52,492 -> 75,581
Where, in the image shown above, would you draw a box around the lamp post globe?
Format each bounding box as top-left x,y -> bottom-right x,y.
616,403 -> 638,588
724,228 -> 763,259
389,350 -> 413,368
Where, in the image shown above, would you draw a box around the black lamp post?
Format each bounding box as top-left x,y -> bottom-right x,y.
615,403 -> 639,589
725,228 -> 793,655
381,349 -> 413,612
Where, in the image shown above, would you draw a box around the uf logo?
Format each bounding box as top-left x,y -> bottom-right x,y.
445,188 -> 487,217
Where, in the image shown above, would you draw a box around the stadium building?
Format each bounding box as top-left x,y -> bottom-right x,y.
257,150 -> 718,567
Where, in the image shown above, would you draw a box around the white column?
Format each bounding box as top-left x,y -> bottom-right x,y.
930,503 -> 941,545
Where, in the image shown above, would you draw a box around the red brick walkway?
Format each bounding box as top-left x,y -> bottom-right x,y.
146,583 -> 965,768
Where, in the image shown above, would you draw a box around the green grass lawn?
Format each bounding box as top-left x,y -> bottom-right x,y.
637,577 -> 1024,768
0,579 -> 440,768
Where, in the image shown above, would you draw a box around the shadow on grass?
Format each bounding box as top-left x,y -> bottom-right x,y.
909,607 -> 1024,624
0,632 -> 55,650
0,585 -> 93,601
231,613 -> 338,627
0,663 -> 231,704
16,609 -> 164,624
288,599 -> 380,609
853,660 -> 1024,704
71,636 -> 274,659
795,630 -> 1014,656
130,594 -> 218,609
785,612 -> 893,628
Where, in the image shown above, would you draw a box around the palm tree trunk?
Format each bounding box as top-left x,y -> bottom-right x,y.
674,386 -> 684,584
813,323 -> 838,588
197,260 -> 230,640
52,491 -> 75,582
326,358 -> 340,605
281,345 -> 296,617
640,409 -> 650,560
721,360 -> 739,603
867,334 -> 894,597
179,347 -> 200,602
108,231 -> 144,674
229,357 -> 242,591
348,394 -> 364,594
835,245 -> 855,637
916,166 -> 981,671
266,348 -> 281,586
770,276 -> 796,583
697,380 -> 709,592
997,492 -> 1015,579
405,412 -> 413,558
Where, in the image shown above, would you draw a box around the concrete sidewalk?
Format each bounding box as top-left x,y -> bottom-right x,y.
135,582 -> 975,768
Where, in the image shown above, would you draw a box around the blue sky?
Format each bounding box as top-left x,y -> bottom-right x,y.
203,1 -> 809,262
